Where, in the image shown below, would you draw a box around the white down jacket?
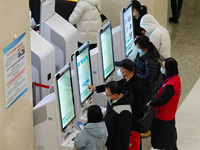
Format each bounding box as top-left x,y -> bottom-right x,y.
140,14 -> 171,58
69,0 -> 102,44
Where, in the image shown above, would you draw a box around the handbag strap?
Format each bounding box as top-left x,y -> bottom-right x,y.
95,5 -> 102,14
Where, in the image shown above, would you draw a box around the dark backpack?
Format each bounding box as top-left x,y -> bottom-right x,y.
136,104 -> 156,133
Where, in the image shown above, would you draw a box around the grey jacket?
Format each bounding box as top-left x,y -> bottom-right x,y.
75,121 -> 108,150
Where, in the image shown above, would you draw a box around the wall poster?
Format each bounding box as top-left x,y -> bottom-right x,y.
3,32 -> 28,109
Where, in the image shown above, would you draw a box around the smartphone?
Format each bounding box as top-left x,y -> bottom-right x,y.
77,122 -> 84,130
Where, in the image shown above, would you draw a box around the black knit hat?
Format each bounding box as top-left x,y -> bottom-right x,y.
114,59 -> 135,71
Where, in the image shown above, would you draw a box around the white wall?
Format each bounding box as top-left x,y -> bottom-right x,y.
102,0 -> 168,28
0,0 -> 34,149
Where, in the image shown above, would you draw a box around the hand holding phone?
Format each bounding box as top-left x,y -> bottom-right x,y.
77,122 -> 84,130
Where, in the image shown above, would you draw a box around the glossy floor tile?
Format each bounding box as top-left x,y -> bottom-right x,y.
176,79 -> 200,150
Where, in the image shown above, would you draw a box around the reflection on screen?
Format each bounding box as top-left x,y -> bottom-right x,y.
123,5 -> 134,57
57,70 -> 75,130
76,46 -> 93,104
100,25 -> 115,80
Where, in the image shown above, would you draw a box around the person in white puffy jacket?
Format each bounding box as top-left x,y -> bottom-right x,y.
69,0 -> 102,49
140,14 -> 171,58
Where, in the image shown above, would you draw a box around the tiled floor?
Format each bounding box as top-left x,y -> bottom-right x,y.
176,78 -> 200,150
143,0 -> 200,149
168,0 -> 200,106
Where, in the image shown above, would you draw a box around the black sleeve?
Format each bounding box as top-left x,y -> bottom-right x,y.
96,79 -> 124,93
114,111 -> 132,150
149,85 -> 174,107
96,84 -> 105,93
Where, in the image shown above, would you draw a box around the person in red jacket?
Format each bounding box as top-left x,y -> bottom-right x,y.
148,58 -> 181,150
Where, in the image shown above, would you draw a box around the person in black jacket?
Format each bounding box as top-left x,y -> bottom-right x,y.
131,0 -> 147,37
134,35 -> 160,104
86,59 -> 143,132
134,35 -> 160,138
104,81 -> 133,150
86,59 -> 144,149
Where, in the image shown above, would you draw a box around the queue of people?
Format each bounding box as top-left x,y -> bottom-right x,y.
86,58 -> 143,149
71,0 -> 181,150
75,57 -> 181,150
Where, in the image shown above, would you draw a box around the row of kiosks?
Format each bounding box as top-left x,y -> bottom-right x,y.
91,1 -> 137,106
33,0 -> 138,149
30,0 -> 78,105
30,0 -> 136,105
31,0 -> 79,149
33,42 -> 105,150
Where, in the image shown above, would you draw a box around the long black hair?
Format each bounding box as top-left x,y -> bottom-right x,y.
87,105 -> 103,123
164,58 -> 179,76
132,0 -> 147,16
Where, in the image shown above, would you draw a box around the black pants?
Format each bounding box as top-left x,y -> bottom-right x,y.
171,0 -> 183,17
78,42 -> 97,50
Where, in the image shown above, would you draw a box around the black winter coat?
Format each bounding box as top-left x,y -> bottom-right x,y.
133,16 -> 145,37
134,42 -> 160,93
96,75 -> 143,132
104,91 -> 133,150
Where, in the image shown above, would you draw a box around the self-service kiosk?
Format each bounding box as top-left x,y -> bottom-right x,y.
40,0 -> 78,72
31,29 -> 55,105
33,64 -> 78,150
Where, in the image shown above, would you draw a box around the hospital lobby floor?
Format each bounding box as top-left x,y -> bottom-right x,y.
143,0 -> 200,149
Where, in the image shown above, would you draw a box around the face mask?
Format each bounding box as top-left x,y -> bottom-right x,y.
117,69 -> 123,77
133,12 -> 136,16
117,69 -> 125,77
137,48 -> 145,55
160,66 -> 166,75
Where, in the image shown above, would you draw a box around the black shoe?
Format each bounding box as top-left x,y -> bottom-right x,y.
169,17 -> 179,23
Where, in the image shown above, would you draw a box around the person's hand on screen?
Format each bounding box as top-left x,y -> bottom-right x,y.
85,84 -> 96,92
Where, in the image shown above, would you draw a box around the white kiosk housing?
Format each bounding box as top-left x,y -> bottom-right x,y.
31,29 -> 55,105
71,42 -> 94,124
112,25 -> 125,81
40,0 -> 78,72
33,63 -> 78,150
31,65 -> 40,105
112,25 -> 125,62
91,21 -> 115,107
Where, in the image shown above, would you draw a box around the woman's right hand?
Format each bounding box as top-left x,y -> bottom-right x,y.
85,84 -> 96,92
